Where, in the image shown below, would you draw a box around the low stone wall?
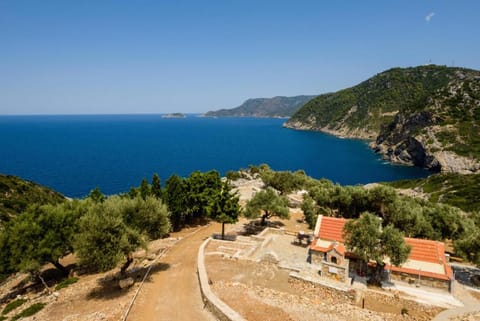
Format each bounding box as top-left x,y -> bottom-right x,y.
259,227 -> 285,236
390,271 -> 451,292
289,272 -> 356,301
320,261 -> 348,283
197,237 -> 246,321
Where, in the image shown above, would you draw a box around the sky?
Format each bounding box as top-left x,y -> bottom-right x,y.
1,0 -> 479,115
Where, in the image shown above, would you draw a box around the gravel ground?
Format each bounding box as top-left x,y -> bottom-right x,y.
206,255 -> 443,321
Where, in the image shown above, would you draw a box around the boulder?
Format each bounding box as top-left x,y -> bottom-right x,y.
118,277 -> 134,289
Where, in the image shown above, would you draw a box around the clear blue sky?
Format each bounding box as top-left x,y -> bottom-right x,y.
1,0 -> 479,115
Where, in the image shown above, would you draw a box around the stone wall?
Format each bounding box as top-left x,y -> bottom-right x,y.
389,271 -> 451,292
197,238 -> 246,321
310,250 -> 324,266
320,260 -> 349,283
310,251 -> 349,284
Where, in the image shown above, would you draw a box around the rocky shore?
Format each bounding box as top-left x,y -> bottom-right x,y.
284,120 -> 480,174
283,119 -> 375,140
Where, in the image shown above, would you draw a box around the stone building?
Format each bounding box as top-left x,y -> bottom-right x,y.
309,215 -> 454,291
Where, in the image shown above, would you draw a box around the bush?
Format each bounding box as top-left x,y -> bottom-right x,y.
2,298 -> 26,315
225,170 -> 241,181
55,277 -> 79,291
11,303 -> 46,320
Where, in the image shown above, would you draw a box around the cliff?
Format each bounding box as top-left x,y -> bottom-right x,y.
285,65 -> 480,173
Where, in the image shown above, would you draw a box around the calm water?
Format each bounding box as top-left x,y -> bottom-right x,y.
0,115 -> 429,197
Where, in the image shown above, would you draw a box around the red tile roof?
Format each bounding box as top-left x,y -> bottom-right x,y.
392,238 -> 454,280
404,238 -> 447,264
310,215 -> 453,281
310,241 -> 346,256
333,243 -> 346,256
318,216 -> 348,242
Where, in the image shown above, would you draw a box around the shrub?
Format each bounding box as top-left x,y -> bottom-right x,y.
11,303 -> 46,321
2,298 -> 26,315
225,170 -> 241,181
55,277 -> 79,291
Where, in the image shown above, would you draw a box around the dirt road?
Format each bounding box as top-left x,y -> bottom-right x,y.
127,223 -> 220,321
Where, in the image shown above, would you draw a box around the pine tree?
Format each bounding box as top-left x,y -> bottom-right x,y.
151,173 -> 163,199
211,182 -> 241,239
140,178 -> 151,200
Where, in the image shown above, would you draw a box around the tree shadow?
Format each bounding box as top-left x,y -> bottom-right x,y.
0,276 -> 31,304
269,221 -> 286,228
133,262 -> 171,283
241,220 -> 285,236
86,262 -> 170,301
291,240 -> 311,248
0,263 -> 77,304
211,233 -> 237,241
171,218 -> 211,232
41,263 -> 77,286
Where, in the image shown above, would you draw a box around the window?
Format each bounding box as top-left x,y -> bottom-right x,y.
331,256 -> 337,264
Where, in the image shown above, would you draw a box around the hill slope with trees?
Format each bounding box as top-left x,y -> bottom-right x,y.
384,172 -> 480,212
205,95 -> 316,118
285,65 -> 480,173
0,174 -> 65,225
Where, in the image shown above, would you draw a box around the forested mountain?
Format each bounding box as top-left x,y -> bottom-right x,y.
0,174 -> 65,224
285,65 -> 480,173
205,95 -> 316,118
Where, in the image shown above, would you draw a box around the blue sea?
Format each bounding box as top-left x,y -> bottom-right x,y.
0,114 -> 429,198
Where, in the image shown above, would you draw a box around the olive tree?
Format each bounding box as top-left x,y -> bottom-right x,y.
244,188 -> 289,225
343,212 -> 410,285
6,202 -> 82,277
75,195 -> 170,275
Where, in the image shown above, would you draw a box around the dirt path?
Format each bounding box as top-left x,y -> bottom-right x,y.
127,223 -> 220,321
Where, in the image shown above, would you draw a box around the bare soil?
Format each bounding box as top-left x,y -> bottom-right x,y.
469,290 -> 480,301
127,223 -> 218,321
0,224 -> 218,321
206,255 -> 443,321
0,185 -> 465,321
205,210 -> 444,321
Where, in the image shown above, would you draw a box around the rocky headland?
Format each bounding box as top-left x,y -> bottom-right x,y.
285,65 -> 480,174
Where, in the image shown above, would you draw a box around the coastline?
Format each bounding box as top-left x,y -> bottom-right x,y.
282,120 -> 376,141
282,120 -> 424,169
202,114 -> 290,119
283,120 -> 480,174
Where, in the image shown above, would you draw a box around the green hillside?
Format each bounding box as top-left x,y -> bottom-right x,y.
285,65 -> 480,173
385,173 -> 480,213
0,174 -> 65,224
206,95 -> 316,118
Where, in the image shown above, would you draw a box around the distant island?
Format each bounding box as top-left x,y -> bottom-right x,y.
285,65 -> 480,174
162,113 -> 186,118
205,95 -> 316,118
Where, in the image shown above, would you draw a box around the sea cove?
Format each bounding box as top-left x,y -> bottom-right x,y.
0,114 -> 429,197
